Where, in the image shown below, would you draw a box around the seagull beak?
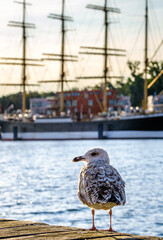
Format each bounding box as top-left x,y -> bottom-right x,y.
72,156 -> 85,162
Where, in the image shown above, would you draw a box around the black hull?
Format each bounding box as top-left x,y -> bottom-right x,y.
0,114 -> 163,140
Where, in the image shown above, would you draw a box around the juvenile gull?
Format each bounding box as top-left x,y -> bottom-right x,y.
72,148 -> 126,231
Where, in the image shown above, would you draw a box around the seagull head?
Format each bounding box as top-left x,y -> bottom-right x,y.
72,148 -> 110,164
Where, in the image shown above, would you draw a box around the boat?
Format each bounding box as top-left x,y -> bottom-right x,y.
0,112 -> 163,140
0,0 -> 163,140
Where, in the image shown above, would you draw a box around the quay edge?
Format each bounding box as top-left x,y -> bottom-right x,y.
0,219 -> 162,240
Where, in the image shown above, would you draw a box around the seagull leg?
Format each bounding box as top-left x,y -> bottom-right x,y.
89,209 -> 97,231
108,209 -> 115,232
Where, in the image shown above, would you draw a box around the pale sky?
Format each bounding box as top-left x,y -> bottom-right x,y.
0,0 -> 162,96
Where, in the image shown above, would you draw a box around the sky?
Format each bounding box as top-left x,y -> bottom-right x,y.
0,0 -> 162,96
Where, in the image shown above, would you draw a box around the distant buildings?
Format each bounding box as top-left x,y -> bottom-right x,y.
116,96 -> 131,112
148,91 -> 163,112
30,89 -> 131,117
30,98 -> 47,115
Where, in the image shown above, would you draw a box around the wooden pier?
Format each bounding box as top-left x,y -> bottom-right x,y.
0,219 -> 162,240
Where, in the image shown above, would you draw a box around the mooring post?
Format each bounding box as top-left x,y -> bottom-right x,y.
98,123 -> 103,139
13,126 -> 18,140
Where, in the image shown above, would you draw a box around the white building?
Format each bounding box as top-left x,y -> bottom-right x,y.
148,92 -> 163,112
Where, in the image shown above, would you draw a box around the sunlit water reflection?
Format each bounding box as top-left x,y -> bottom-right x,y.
0,140 -> 162,237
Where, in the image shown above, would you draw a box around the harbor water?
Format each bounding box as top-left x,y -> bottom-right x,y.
0,140 -> 162,237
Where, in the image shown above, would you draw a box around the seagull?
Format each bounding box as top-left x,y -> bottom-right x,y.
72,148 -> 126,231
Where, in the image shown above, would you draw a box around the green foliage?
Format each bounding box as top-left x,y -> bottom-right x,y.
117,61 -> 163,107
71,87 -> 80,91
148,61 -> 163,95
116,61 -> 144,107
127,61 -> 144,107
0,91 -> 55,113
116,80 -> 130,96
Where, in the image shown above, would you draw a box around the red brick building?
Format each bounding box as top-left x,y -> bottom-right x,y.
54,89 -> 119,117
30,90 -> 131,117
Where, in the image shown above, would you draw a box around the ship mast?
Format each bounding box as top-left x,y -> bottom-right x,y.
41,0 -> 77,115
60,0 -> 65,113
0,0 -> 42,114
22,0 -> 27,114
103,0 -> 109,112
78,0 -> 125,113
143,0 -> 148,111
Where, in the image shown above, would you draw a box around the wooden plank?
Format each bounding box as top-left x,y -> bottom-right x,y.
0,219 -> 162,240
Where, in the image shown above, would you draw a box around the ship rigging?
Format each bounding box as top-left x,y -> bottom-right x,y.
0,0 -> 43,114
78,0 -> 126,113
145,0 -> 163,110
39,0 -> 77,114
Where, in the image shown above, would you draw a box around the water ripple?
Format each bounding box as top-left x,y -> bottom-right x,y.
0,140 -> 162,237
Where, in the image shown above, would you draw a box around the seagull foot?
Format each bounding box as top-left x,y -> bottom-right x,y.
108,227 -> 116,232
89,226 -> 98,231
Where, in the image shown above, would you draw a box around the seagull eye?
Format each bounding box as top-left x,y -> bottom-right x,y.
91,152 -> 98,156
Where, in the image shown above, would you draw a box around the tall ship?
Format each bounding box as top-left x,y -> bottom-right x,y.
0,0 -> 163,140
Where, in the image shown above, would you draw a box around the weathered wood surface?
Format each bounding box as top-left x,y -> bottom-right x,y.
0,219 -> 162,240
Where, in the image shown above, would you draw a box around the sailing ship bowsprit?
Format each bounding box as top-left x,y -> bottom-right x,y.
0,0 -> 163,140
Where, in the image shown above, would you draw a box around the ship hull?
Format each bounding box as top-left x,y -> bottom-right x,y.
0,114 -> 163,140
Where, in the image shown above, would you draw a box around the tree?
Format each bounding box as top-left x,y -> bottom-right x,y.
148,61 -> 163,95
0,91 -> 55,113
127,61 -> 144,107
117,61 -> 163,107
117,61 -> 144,107
116,80 -> 130,96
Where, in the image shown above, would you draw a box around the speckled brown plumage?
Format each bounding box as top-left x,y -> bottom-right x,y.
73,148 -> 126,231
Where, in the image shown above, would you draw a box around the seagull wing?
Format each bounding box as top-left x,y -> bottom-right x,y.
78,164 -> 126,206
105,165 -> 126,205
